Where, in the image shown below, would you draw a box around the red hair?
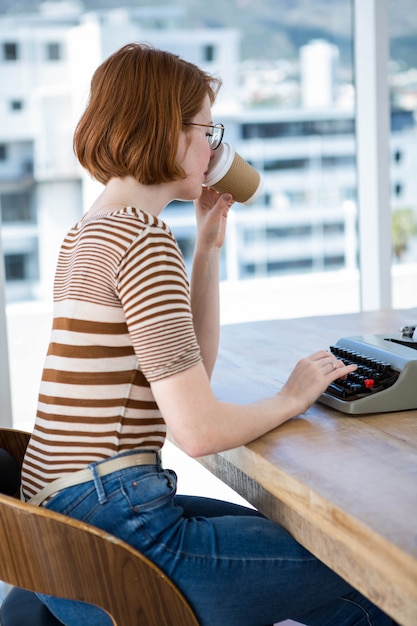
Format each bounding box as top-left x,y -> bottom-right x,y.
73,43 -> 221,185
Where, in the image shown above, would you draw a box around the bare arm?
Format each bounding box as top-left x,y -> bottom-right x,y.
190,188 -> 233,378
165,188 -> 356,458
152,351 -> 357,458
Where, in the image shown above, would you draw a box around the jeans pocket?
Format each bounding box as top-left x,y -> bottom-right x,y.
122,468 -> 177,512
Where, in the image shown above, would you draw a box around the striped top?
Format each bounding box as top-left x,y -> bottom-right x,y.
21,207 -> 201,499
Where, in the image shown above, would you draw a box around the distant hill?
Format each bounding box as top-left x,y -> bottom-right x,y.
0,0 -> 416,68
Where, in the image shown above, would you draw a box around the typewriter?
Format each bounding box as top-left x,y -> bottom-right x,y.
318,325 -> 417,415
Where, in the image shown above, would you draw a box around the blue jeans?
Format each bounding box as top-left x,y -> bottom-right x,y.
39,450 -> 393,626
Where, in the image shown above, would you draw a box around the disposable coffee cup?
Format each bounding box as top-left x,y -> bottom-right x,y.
203,143 -> 263,205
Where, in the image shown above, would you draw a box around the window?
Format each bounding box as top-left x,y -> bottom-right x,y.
393,150 -> 402,164
389,0 -> 417,308
2,1 -> 415,431
3,42 -> 18,61
394,182 -> 403,197
46,42 -> 62,61
391,109 -> 415,131
0,192 -> 33,224
10,100 -> 23,111
322,155 -> 356,168
4,254 -> 26,281
241,119 -> 355,140
203,44 -> 215,62
263,158 -> 308,172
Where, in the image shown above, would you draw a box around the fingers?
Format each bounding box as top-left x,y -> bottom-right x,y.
209,192 -> 234,215
221,193 -> 234,207
325,357 -> 341,373
308,350 -> 357,378
280,350 -> 357,414
219,194 -> 234,217
200,187 -> 234,206
323,355 -> 357,380
209,193 -> 233,215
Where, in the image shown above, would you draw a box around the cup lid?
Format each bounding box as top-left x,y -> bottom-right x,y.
203,143 -> 235,187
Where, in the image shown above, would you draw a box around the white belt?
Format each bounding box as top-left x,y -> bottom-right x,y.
25,451 -> 159,506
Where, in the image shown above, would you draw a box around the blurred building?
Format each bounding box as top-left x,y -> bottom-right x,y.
300,39 -> 340,108
0,2 -> 416,300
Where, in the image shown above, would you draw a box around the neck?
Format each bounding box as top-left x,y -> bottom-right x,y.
87,176 -> 174,218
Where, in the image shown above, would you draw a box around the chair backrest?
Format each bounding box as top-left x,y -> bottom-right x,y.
0,428 -> 30,495
0,428 -> 199,626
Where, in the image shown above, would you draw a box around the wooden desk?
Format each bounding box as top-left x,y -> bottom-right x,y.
200,308 -> 417,626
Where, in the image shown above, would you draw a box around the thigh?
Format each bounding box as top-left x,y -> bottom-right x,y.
42,468 -> 392,626
147,497 -> 390,626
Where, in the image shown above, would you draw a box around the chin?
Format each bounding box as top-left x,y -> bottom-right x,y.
176,187 -> 202,202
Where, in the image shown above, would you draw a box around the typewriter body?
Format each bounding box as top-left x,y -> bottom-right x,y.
318,325 -> 417,415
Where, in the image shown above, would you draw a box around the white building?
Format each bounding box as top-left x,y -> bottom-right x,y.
0,3 -> 416,300
220,104 -> 417,279
0,3 -> 240,300
300,39 -> 340,108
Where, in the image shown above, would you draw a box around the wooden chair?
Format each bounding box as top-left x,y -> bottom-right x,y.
0,427 -> 199,626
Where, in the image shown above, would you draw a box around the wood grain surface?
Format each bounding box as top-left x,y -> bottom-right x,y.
200,308 -> 417,626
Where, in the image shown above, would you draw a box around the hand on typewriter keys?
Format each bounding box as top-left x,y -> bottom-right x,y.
324,345 -> 400,401
280,350 -> 358,414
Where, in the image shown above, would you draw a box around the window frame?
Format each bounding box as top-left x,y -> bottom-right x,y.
354,0 -> 391,310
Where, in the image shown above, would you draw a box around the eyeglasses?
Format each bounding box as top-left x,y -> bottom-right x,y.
184,122 -> 224,150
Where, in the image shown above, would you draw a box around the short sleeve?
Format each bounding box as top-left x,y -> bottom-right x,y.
116,224 -> 202,382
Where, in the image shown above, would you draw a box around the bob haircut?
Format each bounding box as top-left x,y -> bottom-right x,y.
73,43 -> 222,185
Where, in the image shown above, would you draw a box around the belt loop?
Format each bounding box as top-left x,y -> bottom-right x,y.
20,485 -> 27,502
89,462 -> 108,505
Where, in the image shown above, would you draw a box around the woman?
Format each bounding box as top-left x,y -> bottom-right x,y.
21,43 -> 392,626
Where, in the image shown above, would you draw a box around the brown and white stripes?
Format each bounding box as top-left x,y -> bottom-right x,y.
21,207 -> 201,499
